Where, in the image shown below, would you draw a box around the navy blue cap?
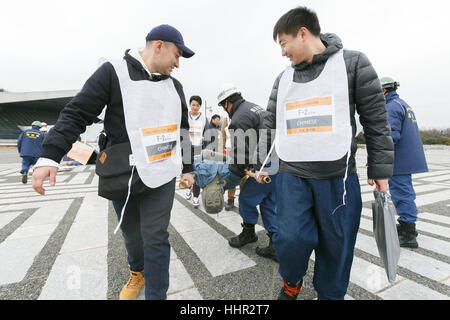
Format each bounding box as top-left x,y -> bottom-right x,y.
146,24 -> 195,58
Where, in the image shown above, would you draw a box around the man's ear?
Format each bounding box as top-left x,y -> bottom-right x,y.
296,27 -> 309,40
153,40 -> 164,53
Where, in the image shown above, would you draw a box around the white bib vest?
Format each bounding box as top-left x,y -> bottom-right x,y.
188,112 -> 206,147
110,58 -> 182,188
275,49 -> 352,162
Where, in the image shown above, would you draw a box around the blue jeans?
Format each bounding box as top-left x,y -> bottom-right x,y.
273,172 -> 362,300
112,178 -> 175,300
238,174 -> 278,233
389,174 -> 417,224
20,156 -> 38,174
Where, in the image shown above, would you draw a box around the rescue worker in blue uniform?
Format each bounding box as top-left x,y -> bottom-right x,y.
17,121 -> 45,184
381,77 -> 428,248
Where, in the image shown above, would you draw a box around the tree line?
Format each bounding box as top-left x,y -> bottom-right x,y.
356,128 -> 450,146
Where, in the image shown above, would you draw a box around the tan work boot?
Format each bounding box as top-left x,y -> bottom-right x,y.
119,270 -> 145,300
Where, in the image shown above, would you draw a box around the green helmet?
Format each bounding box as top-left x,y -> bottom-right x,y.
380,76 -> 400,90
31,121 -> 42,128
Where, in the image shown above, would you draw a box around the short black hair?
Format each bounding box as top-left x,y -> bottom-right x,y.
211,114 -> 220,120
273,6 -> 321,41
189,95 -> 202,105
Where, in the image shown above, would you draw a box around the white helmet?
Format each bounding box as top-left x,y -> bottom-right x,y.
217,83 -> 240,105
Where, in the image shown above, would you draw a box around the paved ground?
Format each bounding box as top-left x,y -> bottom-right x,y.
0,146 -> 449,300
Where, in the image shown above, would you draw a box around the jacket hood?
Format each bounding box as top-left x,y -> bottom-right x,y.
294,33 -> 343,70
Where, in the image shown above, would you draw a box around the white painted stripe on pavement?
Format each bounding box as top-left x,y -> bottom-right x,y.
355,233 -> 450,282
415,220 -> 450,238
39,194 -> 109,299
38,247 -> 107,300
418,212 -> 450,225
349,256 -> 404,294
361,186 -> 450,203
170,199 -> 256,277
0,186 -> 97,199
67,172 -> 92,184
0,175 -> 72,190
209,210 -> 265,235
174,189 -> 264,235
415,189 -> 450,206
0,211 -> 22,229
0,176 -> 93,189
71,165 -> 87,173
421,174 -> 450,182
59,193 -> 109,253
413,170 -> 450,179
443,277 -> 450,286
361,183 -> 448,195
167,287 -> 203,300
362,208 -> 450,226
0,200 -> 73,285
0,192 -> 96,205
0,200 -> 72,212
310,251 -> 404,295
413,184 -> 450,194
359,217 -> 450,257
378,279 -> 448,300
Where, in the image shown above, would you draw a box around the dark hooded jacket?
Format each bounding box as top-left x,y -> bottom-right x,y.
264,33 -> 394,180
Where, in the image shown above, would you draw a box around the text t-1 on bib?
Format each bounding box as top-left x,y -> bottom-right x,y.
141,124 -> 178,163
285,96 -> 334,135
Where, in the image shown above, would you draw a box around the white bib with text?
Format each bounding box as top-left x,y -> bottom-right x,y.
110,59 -> 182,188
275,49 -> 352,162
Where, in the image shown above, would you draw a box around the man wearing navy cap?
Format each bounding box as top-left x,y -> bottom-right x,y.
32,24 -> 195,300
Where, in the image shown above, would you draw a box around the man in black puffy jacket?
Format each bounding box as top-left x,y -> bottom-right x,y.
262,6 -> 394,300
217,84 -> 278,261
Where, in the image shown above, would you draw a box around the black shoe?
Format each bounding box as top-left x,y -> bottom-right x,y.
228,223 -> 258,248
224,199 -> 235,211
22,172 -> 28,184
399,222 -> 418,248
397,222 -> 418,237
256,232 -> 277,261
277,279 -> 303,300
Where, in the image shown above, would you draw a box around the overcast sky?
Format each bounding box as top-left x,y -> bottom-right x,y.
1,0 -> 449,128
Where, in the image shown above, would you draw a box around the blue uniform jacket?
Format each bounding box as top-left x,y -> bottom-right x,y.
385,91 -> 428,175
17,128 -> 44,158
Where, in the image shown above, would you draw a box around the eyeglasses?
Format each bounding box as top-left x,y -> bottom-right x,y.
218,100 -> 226,108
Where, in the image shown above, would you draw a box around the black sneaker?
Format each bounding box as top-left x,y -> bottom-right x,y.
278,279 -> 303,300
22,172 -> 28,184
399,222 -> 418,248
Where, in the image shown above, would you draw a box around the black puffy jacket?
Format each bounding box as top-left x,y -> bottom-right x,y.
227,98 -> 266,177
264,33 -> 394,180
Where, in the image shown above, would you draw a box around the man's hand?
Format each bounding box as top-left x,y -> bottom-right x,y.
255,171 -> 269,184
32,166 -> 58,195
180,172 -> 195,189
367,179 -> 389,193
